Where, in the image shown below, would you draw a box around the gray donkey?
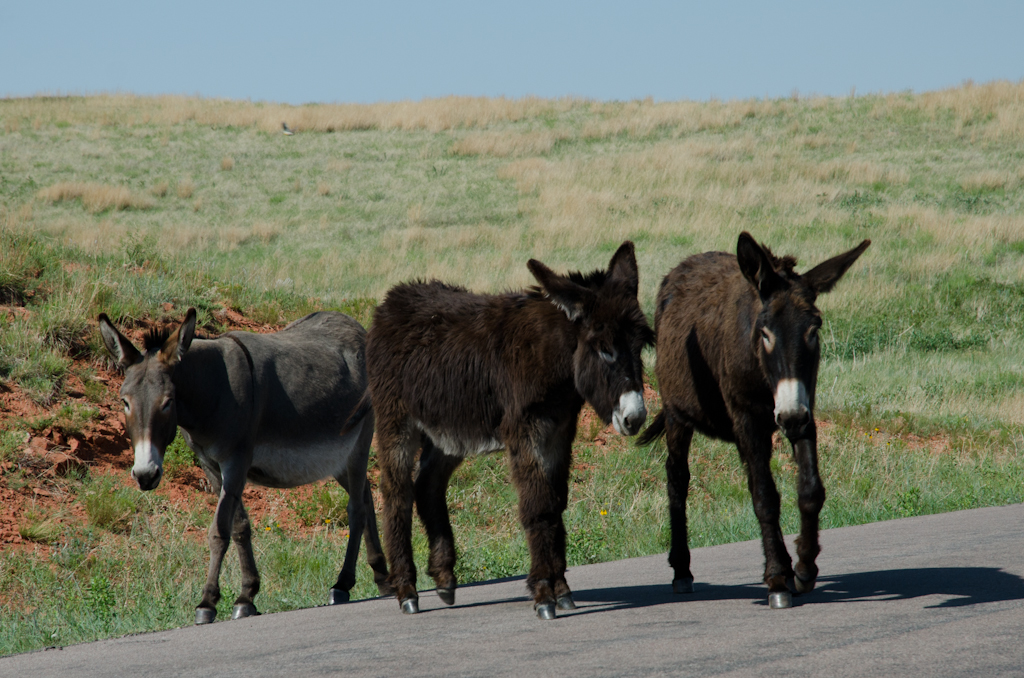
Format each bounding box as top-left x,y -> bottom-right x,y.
99,308 -> 389,624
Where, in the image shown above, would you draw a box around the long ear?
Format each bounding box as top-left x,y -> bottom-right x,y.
607,241 -> 639,297
527,259 -> 594,321
736,232 -> 783,299
803,240 -> 871,296
158,307 -> 197,366
98,313 -> 143,369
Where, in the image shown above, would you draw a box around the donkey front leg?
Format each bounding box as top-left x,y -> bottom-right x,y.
195,461 -> 252,625
378,426 -> 421,614
508,426 -> 573,620
791,424 -> 825,595
739,430 -> 795,609
229,502 -> 261,620
415,437 -> 462,605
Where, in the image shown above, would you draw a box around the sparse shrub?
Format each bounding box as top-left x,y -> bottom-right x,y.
18,507 -> 62,544
83,476 -> 139,533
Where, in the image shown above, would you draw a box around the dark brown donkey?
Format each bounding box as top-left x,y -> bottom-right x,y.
367,242 -> 654,619
639,232 -> 869,609
99,309 -> 389,624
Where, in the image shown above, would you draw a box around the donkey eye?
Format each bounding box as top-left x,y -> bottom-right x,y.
806,325 -> 819,346
761,327 -> 776,353
122,399 -> 131,414
599,349 -> 617,364
161,398 -> 173,413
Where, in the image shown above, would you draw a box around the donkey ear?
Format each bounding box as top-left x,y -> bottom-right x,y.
803,240 -> 871,296
528,259 -> 594,322
158,307 -> 197,366
736,232 -> 783,299
607,241 -> 639,297
98,313 -> 143,369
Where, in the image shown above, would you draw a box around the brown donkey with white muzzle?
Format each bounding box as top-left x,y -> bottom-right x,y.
99,309 -> 389,624
367,242 -> 654,619
639,232 -> 869,609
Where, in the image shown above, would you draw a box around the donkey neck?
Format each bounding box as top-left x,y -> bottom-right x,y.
170,339 -> 245,433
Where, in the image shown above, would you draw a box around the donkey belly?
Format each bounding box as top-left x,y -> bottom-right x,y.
248,436 -> 357,488
414,419 -> 504,459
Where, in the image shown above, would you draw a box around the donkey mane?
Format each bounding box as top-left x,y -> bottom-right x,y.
143,326 -> 173,351
760,244 -> 799,276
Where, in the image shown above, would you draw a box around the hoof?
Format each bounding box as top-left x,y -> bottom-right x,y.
437,587 -> 456,606
231,603 -> 259,620
194,607 -> 216,625
535,602 -> 557,620
400,597 -> 420,615
556,594 -> 577,610
328,588 -> 350,605
768,590 -> 793,609
794,575 -> 816,594
672,577 -> 694,594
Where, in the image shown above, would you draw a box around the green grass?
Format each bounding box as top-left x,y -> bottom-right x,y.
2,85 -> 1024,655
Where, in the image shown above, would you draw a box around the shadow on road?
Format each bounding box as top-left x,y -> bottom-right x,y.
815,567 -> 1024,608
565,566 -> 1024,615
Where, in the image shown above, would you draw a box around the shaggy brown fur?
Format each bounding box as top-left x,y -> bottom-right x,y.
367,242 -> 653,618
640,232 -> 869,607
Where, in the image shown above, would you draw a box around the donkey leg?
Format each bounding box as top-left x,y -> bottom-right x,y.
792,425 -> 824,594
508,429 -> 571,620
378,425 -> 421,614
359,481 -> 391,595
414,437 -> 462,605
230,502 -> 261,619
328,414 -> 379,605
739,431 -> 794,609
665,418 -> 695,594
196,467 -> 245,625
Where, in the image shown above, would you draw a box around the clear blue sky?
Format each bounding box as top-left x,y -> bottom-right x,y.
3,1 -> 1022,104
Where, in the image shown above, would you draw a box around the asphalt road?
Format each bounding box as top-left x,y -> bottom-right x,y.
5,503 -> 1023,677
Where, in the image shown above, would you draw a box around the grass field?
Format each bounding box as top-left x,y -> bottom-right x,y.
1,82 -> 1024,654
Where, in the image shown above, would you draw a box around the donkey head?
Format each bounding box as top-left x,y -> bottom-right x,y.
98,308 -> 197,491
528,242 -> 655,436
737,232 -> 870,441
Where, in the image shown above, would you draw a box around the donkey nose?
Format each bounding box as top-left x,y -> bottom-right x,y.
623,408 -> 647,436
132,466 -> 162,491
776,407 -> 811,439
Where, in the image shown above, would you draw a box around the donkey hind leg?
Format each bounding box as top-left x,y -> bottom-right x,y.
327,413 -> 388,604
230,502 -> 261,620
739,431 -> 794,609
665,418 -> 695,594
415,437 -> 463,605
791,427 -> 824,595
378,426 -> 421,614
359,481 -> 391,596
195,462 -> 247,625
508,423 -> 573,620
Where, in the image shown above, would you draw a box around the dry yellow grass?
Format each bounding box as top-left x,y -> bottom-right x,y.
36,182 -> 154,213
317,182 -> 331,196
151,181 -> 169,197
0,94 -> 580,134
220,156 -> 234,171
176,179 -> 194,199
449,130 -> 566,158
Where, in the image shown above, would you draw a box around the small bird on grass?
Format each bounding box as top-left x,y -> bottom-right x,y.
282,122 -> 294,136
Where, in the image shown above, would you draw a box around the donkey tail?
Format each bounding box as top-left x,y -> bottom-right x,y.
636,411 -> 666,447
341,391 -> 372,436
